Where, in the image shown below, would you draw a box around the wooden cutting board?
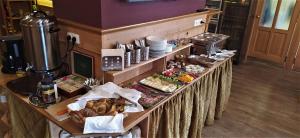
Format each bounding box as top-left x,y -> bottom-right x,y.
45,96 -> 80,121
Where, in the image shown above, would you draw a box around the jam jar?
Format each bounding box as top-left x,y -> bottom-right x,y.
37,76 -> 57,104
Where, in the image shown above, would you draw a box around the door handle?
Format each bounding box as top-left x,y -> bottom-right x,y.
256,15 -> 261,18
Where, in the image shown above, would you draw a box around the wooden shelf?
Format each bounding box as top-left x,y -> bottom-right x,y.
107,43 -> 193,77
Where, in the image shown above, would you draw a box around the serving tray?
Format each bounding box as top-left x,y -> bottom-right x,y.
139,76 -> 178,93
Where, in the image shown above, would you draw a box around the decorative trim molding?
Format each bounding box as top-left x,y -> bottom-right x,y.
101,11 -> 210,34
57,18 -> 102,34
57,10 -> 218,35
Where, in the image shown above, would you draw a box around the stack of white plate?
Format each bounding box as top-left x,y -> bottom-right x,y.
146,36 -> 167,58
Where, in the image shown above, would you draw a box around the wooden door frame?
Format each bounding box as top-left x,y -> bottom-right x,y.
240,0 -> 258,63
286,3 -> 300,71
245,0 -> 300,65
247,0 -> 264,57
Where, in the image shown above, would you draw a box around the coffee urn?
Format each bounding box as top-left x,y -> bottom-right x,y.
20,11 -> 61,72
6,11 -> 61,96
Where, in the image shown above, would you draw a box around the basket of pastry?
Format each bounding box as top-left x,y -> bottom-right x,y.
69,98 -> 127,127
67,82 -> 144,134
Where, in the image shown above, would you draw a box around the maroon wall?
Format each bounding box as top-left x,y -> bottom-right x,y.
101,0 -> 206,29
53,0 -> 206,29
53,0 -> 102,27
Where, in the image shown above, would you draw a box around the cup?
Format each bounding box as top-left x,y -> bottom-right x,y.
125,51 -> 131,68
142,47 -> 149,61
135,49 -> 141,64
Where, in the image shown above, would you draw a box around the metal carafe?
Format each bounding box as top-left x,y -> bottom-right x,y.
20,11 -> 61,72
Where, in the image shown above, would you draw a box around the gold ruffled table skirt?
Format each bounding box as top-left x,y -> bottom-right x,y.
149,59 -> 232,138
4,58 -> 232,138
7,89 -> 51,138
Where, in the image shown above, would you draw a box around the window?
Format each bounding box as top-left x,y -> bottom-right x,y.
275,0 -> 296,30
259,0 -> 279,28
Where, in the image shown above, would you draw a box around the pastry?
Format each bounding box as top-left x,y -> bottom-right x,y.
69,98 -> 127,126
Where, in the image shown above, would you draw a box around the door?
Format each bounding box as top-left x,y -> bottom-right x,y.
293,46 -> 300,71
249,0 -> 299,64
285,2 -> 300,72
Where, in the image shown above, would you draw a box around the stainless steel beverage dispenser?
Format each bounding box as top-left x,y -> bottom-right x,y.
20,11 -> 61,72
6,11 -> 62,96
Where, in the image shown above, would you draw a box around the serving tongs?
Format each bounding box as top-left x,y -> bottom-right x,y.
83,78 -> 100,91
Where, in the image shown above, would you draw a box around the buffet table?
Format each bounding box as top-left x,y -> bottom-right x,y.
0,56 -> 233,138
148,57 -> 232,138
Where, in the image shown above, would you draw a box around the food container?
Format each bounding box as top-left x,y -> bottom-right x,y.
36,77 -> 58,104
21,11 -> 61,72
141,46 -> 149,61
191,32 -> 229,50
188,55 -> 217,67
131,49 -> 141,64
135,48 -> 141,64
125,51 -> 131,68
67,82 -> 144,133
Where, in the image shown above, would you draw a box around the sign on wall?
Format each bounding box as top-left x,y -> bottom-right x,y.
37,0 -> 53,7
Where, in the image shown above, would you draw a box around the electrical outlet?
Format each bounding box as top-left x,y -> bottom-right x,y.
194,18 -> 204,27
67,32 -> 80,45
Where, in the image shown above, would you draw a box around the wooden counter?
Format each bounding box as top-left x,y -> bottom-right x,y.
0,72 -> 18,86
1,55 -> 233,137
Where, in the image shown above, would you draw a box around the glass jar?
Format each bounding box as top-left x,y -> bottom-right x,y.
37,75 -> 56,104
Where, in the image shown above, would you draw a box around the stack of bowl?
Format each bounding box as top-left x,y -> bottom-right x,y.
146,36 -> 167,58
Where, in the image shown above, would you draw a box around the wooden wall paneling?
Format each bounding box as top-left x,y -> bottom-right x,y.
72,47 -> 102,79
100,13 -> 207,84
57,19 -> 103,79
57,12 -> 208,83
105,63 -> 154,84
152,58 -> 166,73
58,19 -> 102,54
101,13 -> 207,49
